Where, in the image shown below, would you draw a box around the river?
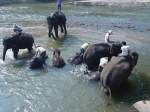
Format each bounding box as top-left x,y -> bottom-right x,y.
0,3 -> 150,112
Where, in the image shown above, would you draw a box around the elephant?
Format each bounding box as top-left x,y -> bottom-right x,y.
100,51 -> 138,95
30,54 -> 48,69
30,47 -> 48,69
83,42 -> 122,70
67,52 -> 83,65
3,33 -> 34,61
129,100 -> 150,112
52,49 -> 66,68
47,11 -> 67,40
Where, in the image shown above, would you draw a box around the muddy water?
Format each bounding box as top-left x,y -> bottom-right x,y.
0,3 -> 150,112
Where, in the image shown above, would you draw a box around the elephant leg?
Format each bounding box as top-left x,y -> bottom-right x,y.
63,24 -> 67,34
108,56 -> 112,61
54,25 -> 59,39
60,25 -> 64,33
12,48 -> 19,59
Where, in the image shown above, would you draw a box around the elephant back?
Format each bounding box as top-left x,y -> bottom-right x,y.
100,56 -> 133,90
14,33 -> 34,47
54,11 -> 66,24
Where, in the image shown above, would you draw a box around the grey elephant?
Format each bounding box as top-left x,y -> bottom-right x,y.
83,42 -> 122,70
52,49 -> 66,68
67,52 -> 84,65
129,100 -> 150,112
100,51 -> 138,95
3,33 -> 34,61
47,11 -> 67,40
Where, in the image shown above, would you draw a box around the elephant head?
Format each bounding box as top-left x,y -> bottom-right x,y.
100,51 -> 139,95
109,42 -> 122,57
52,49 -> 66,68
67,52 -> 84,65
30,55 -> 48,69
129,51 -> 138,67
3,37 -> 16,60
47,16 -> 56,39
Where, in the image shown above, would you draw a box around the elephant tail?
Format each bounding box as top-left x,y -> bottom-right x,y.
105,86 -> 112,106
104,86 -> 112,98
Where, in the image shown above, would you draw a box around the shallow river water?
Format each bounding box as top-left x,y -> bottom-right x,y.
0,3 -> 150,112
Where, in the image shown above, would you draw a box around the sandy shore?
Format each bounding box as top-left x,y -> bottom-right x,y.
73,0 -> 150,7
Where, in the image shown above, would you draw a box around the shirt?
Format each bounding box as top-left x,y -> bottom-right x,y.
120,45 -> 130,56
99,57 -> 108,67
57,0 -> 62,5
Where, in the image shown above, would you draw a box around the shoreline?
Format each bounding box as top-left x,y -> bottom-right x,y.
73,0 -> 150,7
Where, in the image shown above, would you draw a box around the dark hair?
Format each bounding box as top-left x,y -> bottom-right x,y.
53,49 -> 61,55
122,41 -> 126,45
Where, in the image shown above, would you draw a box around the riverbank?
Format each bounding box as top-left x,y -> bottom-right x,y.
73,0 -> 150,7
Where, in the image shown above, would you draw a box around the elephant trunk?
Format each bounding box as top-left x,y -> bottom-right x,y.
48,25 -> 53,37
3,46 -> 8,61
132,52 -> 138,66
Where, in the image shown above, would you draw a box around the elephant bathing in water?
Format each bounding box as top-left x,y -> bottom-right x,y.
100,51 -> 138,95
30,47 -> 48,69
67,52 -> 84,65
47,11 -> 67,40
3,33 -> 34,61
83,43 -> 122,70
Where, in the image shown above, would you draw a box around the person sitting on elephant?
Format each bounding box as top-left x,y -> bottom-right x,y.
13,24 -> 23,36
119,41 -> 130,57
105,30 -> 113,43
56,0 -> 62,12
80,42 -> 90,55
52,49 -> 66,68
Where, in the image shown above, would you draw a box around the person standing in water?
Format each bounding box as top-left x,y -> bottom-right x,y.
104,30 -> 113,43
56,0 -> 62,12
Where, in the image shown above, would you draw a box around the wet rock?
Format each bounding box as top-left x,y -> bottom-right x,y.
129,100 -> 150,112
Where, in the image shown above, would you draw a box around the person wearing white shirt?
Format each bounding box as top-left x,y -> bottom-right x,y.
35,46 -> 47,58
105,30 -> 112,43
98,57 -> 108,72
119,41 -> 130,57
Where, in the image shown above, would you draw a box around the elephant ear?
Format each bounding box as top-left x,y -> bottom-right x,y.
130,51 -> 138,66
110,43 -> 121,56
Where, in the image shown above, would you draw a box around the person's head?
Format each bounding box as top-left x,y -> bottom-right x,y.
108,30 -> 112,35
53,49 -> 61,56
13,24 -> 22,33
122,41 -> 126,46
